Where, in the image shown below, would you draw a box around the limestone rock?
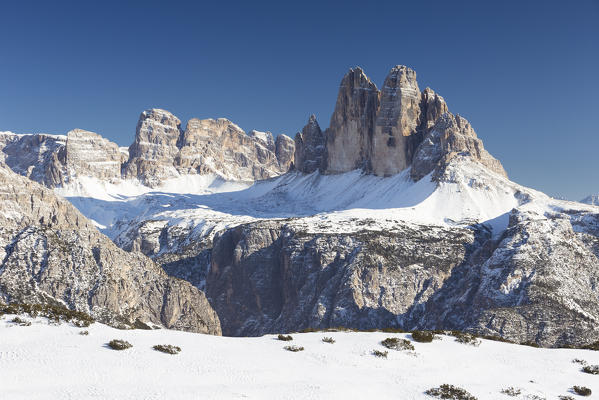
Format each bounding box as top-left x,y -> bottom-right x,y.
64,129 -> 122,181
274,134 -> 295,171
294,115 -> 326,173
0,164 -> 221,334
412,113 -> 507,181
325,67 -> 380,173
176,118 -> 285,181
1,132 -> 66,187
372,65 -> 422,176
123,109 -> 183,187
248,130 -> 275,152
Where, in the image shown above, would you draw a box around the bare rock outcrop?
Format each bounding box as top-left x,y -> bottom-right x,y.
0,164 -> 221,334
411,113 -> 507,181
325,67 -> 380,173
371,65 -> 422,176
294,115 -> 326,173
177,118 -> 286,181
205,205 -> 599,347
298,65 -> 506,182
123,109 -> 183,187
274,134 -> 295,171
64,129 -> 123,182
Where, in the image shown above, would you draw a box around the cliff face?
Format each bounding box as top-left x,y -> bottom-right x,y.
325,67 -> 380,173
295,65 -> 506,181
0,164 -> 221,334
205,190 -> 599,347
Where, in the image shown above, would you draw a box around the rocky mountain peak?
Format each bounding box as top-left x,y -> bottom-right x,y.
295,65 -> 506,181
294,115 -> 326,173
325,67 -> 380,173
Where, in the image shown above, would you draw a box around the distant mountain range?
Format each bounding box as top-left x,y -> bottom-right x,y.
1,65 -> 598,347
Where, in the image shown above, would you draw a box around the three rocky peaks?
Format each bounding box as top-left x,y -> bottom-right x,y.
0,65 -> 504,188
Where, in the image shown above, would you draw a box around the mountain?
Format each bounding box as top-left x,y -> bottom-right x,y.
0,163 -> 220,334
0,110 -> 294,188
582,194 -> 599,206
1,65 -> 599,347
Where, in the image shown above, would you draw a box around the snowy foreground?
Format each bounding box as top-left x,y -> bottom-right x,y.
1,316 -> 597,399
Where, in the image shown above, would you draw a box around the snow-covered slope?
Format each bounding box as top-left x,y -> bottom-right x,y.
55,155 -> 572,254
1,316 -> 597,400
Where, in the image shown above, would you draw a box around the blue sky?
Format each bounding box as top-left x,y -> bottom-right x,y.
1,0 -> 597,199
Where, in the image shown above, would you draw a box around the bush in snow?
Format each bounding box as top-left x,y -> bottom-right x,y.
283,345 -> 304,352
153,344 -> 181,354
381,337 -> 414,351
582,364 -> 599,375
581,340 -> 599,350
558,396 -> 574,400
277,334 -> 293,341
79,330 -> 89,335
0,303 -> 94,327
572,386 -> 592,396
10,316 -> 31,326
108,339 -> 132,350
572,358 -> 587,366
372,349 -> 388,358
425,384 -> 477,400
322,336 -> 335,344
411,331 -> 435,343
450,332 -> 481,347
500,387 -> 521,396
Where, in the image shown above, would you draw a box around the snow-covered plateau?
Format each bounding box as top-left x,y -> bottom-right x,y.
1,315 -> 597,400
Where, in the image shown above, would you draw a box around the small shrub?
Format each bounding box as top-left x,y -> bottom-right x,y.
277,334 -> 293,341
572,386 -> 592,396
372,349 -> 388,358
582,364 -> 599,375
572,358 -> 587,366
322,336 -> 335,344
451,332 -> 481,346
558,396 -> 575,400
79,330 -> 89,335
153,344 -> 181,354
425,384 -> 477,400
10,316 -> 31,326
73,319 -> 91,328
412,331 -> 435,343
381,337 -> 414,351
283,345 -> 304,352
500,387 -> 521,396
108,339 -> 132,350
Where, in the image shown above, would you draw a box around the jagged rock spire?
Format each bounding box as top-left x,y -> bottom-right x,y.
294,114 -> 326,173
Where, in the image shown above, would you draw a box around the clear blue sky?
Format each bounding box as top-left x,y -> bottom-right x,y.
1,0 -> 597,200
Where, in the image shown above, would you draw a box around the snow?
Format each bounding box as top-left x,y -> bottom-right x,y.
1,316 -> 597,399
54,157 -> 549,247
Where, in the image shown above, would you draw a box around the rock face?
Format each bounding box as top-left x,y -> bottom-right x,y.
64,129 -> 124,182
411,113 -> 507,181
325,67 -> 380,173
123,109 -> 183,187
297,65 -> 505,181
205,203 -> 599,346
177,118 -> 286,182
1,109 -> 295,188
0,164 -> 221,334
294,115 -> 326,173
371,65 -> 421,176
274,134 -> 295,171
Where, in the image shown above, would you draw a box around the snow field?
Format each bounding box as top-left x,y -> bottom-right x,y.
1,316 -> 597,400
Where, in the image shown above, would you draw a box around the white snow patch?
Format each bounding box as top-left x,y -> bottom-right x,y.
0,316 -> 596,399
